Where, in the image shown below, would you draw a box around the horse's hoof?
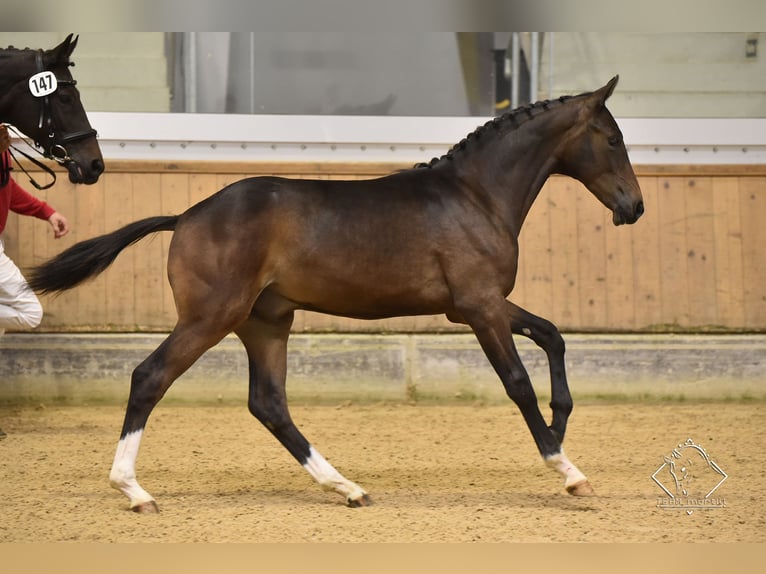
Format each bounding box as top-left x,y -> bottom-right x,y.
347,494 -> 373,508
131,500 -> 160,514
566,480 -> 595,497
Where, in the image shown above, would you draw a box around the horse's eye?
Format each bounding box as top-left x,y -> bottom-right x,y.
608,135 -> 622,147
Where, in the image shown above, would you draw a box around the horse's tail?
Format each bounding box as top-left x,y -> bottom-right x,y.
27,215 -> 178,294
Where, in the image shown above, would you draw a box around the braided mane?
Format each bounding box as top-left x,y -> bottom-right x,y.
0,44 -> 34,55
415,94 -> 576,169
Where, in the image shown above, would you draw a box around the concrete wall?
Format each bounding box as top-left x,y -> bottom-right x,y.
1,333 -> 764,404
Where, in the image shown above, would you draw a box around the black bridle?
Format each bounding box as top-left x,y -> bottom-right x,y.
5,50 -> 98,190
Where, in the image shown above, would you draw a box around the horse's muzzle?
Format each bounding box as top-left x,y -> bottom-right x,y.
612,199 -> 644,226
67,158 -> 104,184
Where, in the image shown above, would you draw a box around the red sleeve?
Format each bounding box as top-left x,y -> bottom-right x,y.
5,175 -> 56,221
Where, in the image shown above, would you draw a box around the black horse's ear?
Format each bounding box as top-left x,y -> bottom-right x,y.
49,34 -> 78,64
67,34 -> 79,56
595,75 -> 619,107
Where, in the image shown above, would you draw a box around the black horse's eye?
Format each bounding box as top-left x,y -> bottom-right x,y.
608,135 -> 622,147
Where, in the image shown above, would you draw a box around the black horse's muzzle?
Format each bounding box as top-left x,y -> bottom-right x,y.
612,199 -> 644,226
66,156 -> 104,184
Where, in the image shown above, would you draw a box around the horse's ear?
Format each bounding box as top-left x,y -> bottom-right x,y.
67,34 -> 79,56
591,75 -> 619,108
49,33 -> 78,64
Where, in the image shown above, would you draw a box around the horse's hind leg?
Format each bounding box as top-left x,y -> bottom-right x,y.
506,301 -> 572,444
109,320 -> 233,513
235,313 -> 370,507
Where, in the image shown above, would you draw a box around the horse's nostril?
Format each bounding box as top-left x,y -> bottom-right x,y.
92,159 -> 105,174
635,200 -> 644,218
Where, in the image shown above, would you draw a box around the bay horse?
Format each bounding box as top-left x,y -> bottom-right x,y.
28,76 -> 643,513
1,33 -> 104,185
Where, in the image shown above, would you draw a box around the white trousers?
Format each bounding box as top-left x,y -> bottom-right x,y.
0,238 -> 43,331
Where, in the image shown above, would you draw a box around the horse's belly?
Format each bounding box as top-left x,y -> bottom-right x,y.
269,267 -> 451,320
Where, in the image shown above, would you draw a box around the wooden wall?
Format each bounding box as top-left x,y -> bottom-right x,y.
4,161 -> 765,333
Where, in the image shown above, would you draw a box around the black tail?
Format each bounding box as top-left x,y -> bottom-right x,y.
27,215 -> 178,294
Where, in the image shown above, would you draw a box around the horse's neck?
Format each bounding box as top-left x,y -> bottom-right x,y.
508,143 -> 560,235
471,116 -> 571,236
0,55 -> 31,121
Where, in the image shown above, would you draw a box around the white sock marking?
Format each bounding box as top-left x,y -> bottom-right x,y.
302,446 -> 367,502
109,430 -> 155,508
545,449 -> 587,488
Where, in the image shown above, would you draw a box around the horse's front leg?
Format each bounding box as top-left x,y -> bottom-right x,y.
505,301 -> 572,444
448,301 -> 573,444
458,298 -> 593,496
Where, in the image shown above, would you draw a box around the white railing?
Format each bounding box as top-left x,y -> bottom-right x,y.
81,111 -> 766,165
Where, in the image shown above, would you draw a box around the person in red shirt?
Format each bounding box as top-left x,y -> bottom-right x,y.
1,123 -> 70,335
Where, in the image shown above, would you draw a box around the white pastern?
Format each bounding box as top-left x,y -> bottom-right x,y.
545,450 -> 587,488
302,446 -> 367,503
109,430 -> 155,508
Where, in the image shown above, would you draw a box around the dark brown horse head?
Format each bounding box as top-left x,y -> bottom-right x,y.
1,34 -> 104,184
557,76 -> 643,225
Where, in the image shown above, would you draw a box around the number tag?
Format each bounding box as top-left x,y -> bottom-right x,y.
29,71 -> 58,97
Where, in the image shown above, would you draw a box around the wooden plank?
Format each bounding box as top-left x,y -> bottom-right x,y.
103,173 -> 136,328
131,173 -> 165,329
574,181 -> 608,329
657,177 -> 690,327
159,173 -> 190,325
547,179 -> 581,328
517,184 -> 553,320
739,177 -> 766,329
188,173 -> 218,207
70,178 -> 107,329
712,177 -> 745,328
684,177 -> 718,327
604,201 -> 637,330
216,173 -> 247,191
634,165 -> 766,177
631,177 -> 663,329
41,180 -> 79,327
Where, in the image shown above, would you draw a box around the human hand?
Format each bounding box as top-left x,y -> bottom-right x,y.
0,124 -> 10,153
48,212 -> 70,238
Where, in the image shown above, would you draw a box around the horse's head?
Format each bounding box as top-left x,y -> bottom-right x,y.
5,34 -> 104,184
556,76 -> 643,226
